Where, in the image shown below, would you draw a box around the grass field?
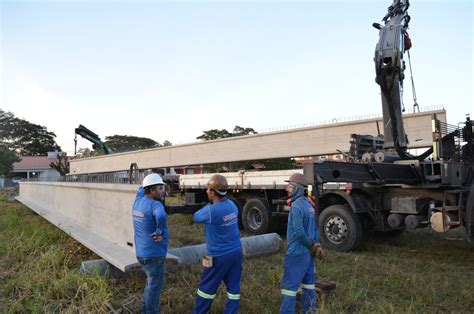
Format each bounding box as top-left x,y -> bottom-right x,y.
1,189 -> 474,313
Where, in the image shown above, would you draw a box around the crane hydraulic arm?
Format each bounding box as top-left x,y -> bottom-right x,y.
74,124 -> 113,155
373,0 -> 417,158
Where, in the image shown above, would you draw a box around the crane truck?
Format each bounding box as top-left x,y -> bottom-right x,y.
178,0 -> 473,251
308,0 -> 473,251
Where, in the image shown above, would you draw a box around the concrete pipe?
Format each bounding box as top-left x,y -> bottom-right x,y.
81,233 -> 281,277
80,253 -> 180,277
80,259 -> 125,277
169,233 -> 282,265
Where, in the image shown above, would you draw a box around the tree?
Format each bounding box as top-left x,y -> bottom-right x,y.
196,129 -> 232,141
260,158 -> 296,170
232,126 -> 258,137
104,135 -> 172,152
196,125 -> 295,171
196,125 -> 257,141
0,109 -> 61,155
75,147 -> 104,158
0,146 -> 21,177
105,135 -> 156,152
50,154 -> 70,176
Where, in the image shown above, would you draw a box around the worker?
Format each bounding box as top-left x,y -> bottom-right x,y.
132,173 -> 168,314
280,173 -> 323,314
192,174 -> 242,314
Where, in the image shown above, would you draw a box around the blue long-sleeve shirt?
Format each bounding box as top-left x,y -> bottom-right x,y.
286,195 -> 320,256
193,199 -> 241,257
132,187 -> 169,258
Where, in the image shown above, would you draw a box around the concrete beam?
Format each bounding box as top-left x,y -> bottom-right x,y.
16,181 -> 282,273
69,110 -> 446,175
17,181 -> 139,272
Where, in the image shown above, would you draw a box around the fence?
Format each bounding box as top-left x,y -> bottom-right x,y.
0,178 -> 18,188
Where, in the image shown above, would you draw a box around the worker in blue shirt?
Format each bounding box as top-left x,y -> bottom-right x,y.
192,174 -> 242,314
132,173 -> 168,314
280,173 -> 323,314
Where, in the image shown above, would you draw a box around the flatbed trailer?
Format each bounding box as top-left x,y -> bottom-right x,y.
177,169 -> 304,234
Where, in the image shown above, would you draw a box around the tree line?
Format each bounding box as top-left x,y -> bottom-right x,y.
0,109 -> 173,177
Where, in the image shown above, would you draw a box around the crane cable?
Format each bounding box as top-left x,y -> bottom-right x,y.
407,50 -> 419,113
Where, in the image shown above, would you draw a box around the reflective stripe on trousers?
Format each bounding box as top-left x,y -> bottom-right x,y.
197,289 -> 216,300
281,289 -> 297,297
227,292 -> 240,300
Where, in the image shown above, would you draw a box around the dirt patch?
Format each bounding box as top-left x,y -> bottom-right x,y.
63,239 -> 100,261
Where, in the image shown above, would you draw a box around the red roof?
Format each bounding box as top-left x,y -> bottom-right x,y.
14,156 -> 54,170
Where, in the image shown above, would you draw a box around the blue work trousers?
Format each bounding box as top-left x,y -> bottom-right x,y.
193,249 -> 243,314
280,253 -> 317,314
138,256 -> 166,314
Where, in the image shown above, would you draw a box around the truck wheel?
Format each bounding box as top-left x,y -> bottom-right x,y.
319,204 -> 362,252
242,198 -> 272,234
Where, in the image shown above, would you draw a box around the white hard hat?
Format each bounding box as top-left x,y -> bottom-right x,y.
143,173 -> 165,188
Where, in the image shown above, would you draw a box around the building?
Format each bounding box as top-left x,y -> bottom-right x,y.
12,156 -> 62,181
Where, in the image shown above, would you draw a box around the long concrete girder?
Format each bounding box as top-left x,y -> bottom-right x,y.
16,181 -> 282,272
17,182 -> 139,272
69,109 -> 446,175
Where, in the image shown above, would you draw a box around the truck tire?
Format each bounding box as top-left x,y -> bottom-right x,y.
242,198 -> 272,235
228,197 -> 244,229
319,204 -> 362,252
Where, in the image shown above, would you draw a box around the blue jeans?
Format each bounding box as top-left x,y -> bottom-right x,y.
137,256 -> 166,314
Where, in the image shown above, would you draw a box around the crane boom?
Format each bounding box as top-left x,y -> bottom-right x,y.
373,0 -> 411,153
74,125 -> 113,155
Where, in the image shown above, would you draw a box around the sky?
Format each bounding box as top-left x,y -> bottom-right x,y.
1,0 -> 473,155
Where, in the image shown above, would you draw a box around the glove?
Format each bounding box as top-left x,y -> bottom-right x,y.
315,245 -> 324,260
311,242 -> 324,260
149,232 -> 163,242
